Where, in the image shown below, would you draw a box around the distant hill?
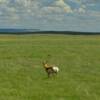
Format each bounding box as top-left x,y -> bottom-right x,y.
0,29 -> 100,35
0,29 -> 40,33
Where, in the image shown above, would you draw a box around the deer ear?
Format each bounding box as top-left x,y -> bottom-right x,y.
42,60 -> 49,64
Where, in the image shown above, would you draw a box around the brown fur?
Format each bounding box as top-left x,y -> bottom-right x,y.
42,61 -> 56,77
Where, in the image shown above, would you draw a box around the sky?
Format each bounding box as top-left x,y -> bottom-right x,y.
0,0 -> 100,32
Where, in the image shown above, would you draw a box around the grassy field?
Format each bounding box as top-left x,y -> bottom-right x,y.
0,34 -> 100,100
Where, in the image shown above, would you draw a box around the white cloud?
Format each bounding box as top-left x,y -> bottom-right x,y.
53,0 -> 73,13
87,10 -> 100,17
73,4 -> 86,14
0,0 -> 8,3
16,0 -> 41,16
54,0 -> 68,7
78,7 -> 85,13
0,0 -> 20,24
69,0 -> 81,4
0,0 -> 87,22
0,0 -> 99,30
41,0 -> 73,15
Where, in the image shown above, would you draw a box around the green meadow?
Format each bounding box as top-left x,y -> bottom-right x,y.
0,34 -> 100,100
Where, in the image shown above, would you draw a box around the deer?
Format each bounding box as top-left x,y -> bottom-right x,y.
42,60 -> 59,77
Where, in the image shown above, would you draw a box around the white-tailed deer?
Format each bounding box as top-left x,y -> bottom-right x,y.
42,60 -> 59,77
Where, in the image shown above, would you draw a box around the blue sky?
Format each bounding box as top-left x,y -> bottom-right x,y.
0,0 -> 100,32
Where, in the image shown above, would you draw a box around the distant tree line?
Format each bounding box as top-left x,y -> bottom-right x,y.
0,31 -> 100,35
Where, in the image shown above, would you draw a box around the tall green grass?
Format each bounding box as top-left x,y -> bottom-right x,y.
0,34 -> 100,100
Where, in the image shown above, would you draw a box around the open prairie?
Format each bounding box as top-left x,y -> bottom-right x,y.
0,34 -> 100,100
